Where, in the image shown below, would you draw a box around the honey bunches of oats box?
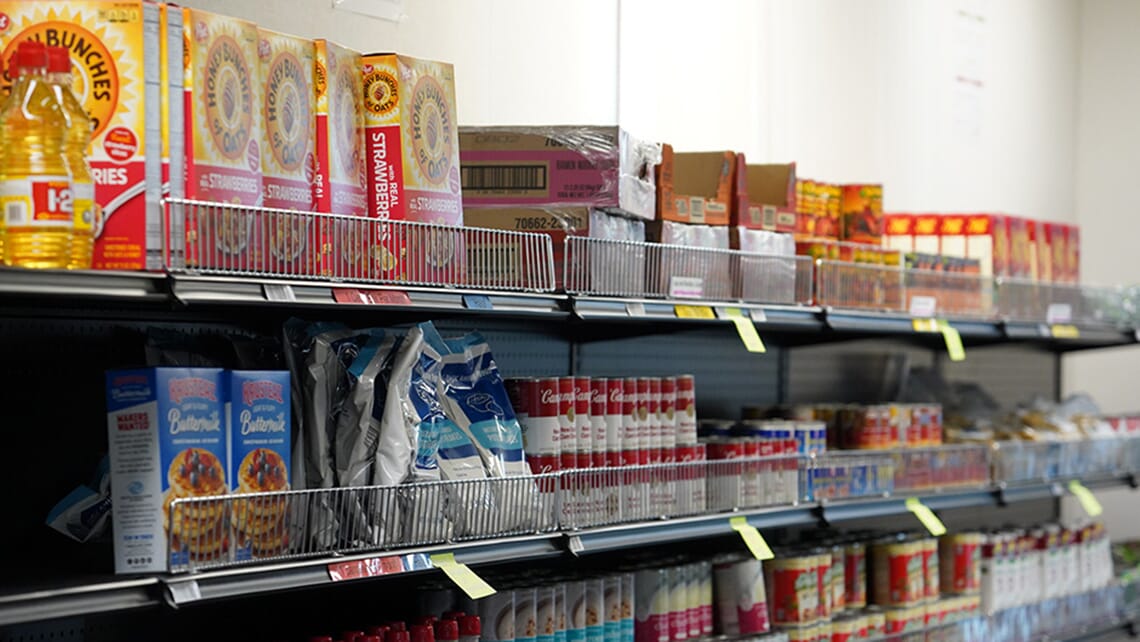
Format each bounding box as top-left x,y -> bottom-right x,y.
183,8 -> 262,269
257,29 -> 316,274
106,368 -> 226,574
362,53 -> 462,283
0,0 -> 163,270
226,370 -> 291,562
314,39 -> 368,277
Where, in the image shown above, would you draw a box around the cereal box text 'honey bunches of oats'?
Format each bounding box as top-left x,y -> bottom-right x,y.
0,0 -> 163,270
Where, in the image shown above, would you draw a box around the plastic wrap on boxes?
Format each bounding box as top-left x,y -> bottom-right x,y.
459,126 -> 661,220
648,220 -> 731,300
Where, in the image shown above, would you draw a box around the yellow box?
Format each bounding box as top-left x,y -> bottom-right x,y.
314,39 -> 366,216
258,28 -> 315,211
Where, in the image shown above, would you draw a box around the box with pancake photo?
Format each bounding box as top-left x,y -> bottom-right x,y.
257,29 -> 316,274
655,144 -> 733,225
460,125 -> 660,221
464,207 -> 645,291
362,53 -> 463,282
226,370 -> 291,562
182,8 -> 263,269
107,368 -> 226,573
0,0 -> 164,269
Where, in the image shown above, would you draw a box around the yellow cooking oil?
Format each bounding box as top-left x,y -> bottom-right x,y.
47,45 -> 94,270
0,41 -> 73,269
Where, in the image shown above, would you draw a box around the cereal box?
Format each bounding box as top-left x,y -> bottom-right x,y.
884,214 -> 914,253
107,368 -> 226,574
0,1 -> 162,270
913,214 -> 941,255
160,4 -> 185,267
363,52 -> 463,280
965,214 -> 1009,277
840,184 -> 883,244
257,29 -> 316,273
226,370 -> 290,562
938,214 -> 968,258
183,8 -> 263,268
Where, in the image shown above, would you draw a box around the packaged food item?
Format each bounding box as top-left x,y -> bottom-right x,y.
844,542 -> 867,609
107,367 -> 226,573
713,557 -> 770,635
516,587 -> 538,642
765,554 -> 819,627
568,580 -> 589,642
919,538 -> 939,602
227,370 -> 291,560
674,376 -> 697,446
256,28 -> 316,272
313,39 -> 366,216
460,126 -> 660,220
634,569 -> 669,642
840,184 -> 882,244
537,587 -> 557,642
585,579 -> 605,642
479,591 -> 517,642
182,8 -> 263,269
0,2 -> 167,269
604,576 -> 622,642
655,145 -> 733,225
871,538 -> 924,607
621,574 -> 635,642
683,564 -> 700,639
667,566 -> 687,641
555,584 -> 569,642
362,52 -> 462,280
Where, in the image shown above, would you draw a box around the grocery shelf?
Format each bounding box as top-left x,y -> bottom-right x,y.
1002,320 -> 1137,351
0,266 -> 168,306
569,296 -> 824,329
0,577 -> 160,627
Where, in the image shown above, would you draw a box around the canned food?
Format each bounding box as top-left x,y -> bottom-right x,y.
829,545 -> 846,613
674,375 -> 697,446
634,569 -> 669,642
940,533 -> 983,595
864,607 -> 885,638
765,555 -> 819,626
844,542 -> 867,609
712,557 -> 770,635
828,616 -> 855,642
814,552 -> 832,620
919,538 -> 939,602
871,539 -> 924,607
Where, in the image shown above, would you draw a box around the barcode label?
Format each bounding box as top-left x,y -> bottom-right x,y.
5,201 -> 27,225
689,197 -> 705,224
762,205 -> 777,229
462,165 -> 547,191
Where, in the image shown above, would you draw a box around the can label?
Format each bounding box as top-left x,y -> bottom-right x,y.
660,377 -> 676,457
574,377 -> 592,469
590,378 -> 608,468
558,377 -> 577,470
0,177 -> 73,228
766,557 -> 818,626
675,375 -> 696,445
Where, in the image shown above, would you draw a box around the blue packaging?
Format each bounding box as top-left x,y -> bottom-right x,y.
106,368 -> 226,573
227,370 -> 291,561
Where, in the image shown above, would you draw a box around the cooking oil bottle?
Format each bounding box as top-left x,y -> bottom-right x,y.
0,40 -> 72,269
46,46 -> 94,270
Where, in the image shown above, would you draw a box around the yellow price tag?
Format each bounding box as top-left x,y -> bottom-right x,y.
675,305 -> 716,319
905,497 -> 947,536
1052,324 -> 1081,339
730,516 -> 774,560
720,308 -> 766,353
429,553 -> 496,599
938,320 -> 966,362
1067,481 -> 1104,517
912,318 -> 939,333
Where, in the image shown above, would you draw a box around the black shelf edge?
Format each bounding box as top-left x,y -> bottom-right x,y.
1002,321 -> 1137,351
0,577 -> 160,627
822,310 -> 1004,340
570,296 -> 825,329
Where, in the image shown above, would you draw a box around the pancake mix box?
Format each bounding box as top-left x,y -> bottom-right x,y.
257,29 -> 316,273
107,368 -> 226,574
362,53 -> 462,281
0,0 -> 163,270
226,370 -> 290,562
183,8 -> 262,268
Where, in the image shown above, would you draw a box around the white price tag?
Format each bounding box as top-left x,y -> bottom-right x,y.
625,302 -> 646,317
166,579 -> 201,604
908,295 -> 937,318
749,308 -> 767,324
668,276 -> 704,299
1046,303 -> 1073,324
262,283 -> 296,302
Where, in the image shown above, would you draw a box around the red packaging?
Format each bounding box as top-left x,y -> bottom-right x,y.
590,378 -> 609,468
574,376 -> 592,469
558,377 -> 577,470
816,553 -> 831,620
635,378 -> 652,465
765,556 -> 819,626
621,377 -> 640,467
940,534 -> 982,594
871,540 -> 924,607
505,377 -> 533,422
674,374 -> 696,446
844,542 -> 867,608
920,538 -> 939,602
605,381 -> 624,466
526,378 -> 561,475
660,377 -> 677,462
645,377 -> 662,464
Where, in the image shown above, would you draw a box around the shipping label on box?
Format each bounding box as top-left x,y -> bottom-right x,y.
107,368 -> 226,574
227,370 -> 291,562
363,53 -> 463,281
0,1 -> 163,270
257,29 -> 316,273
183,8 -> 263,269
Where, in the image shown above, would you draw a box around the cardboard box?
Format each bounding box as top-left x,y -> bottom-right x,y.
965,214 -> 1009,277
227,370 -> 291,562
884,213 -> 914,253
183,8 -> 263,269
0,1 -> 163,270
464,207 -> 644,290
459,126 -> 660,220
257,29 -> 317,273
107,368 -> 226,573
731,156 -> 797,233
362,53 -> 463,280
841,184 -> 883,244
655,145 -> 732,225
1007,216 -> 1033,280
913,214 -> 941,256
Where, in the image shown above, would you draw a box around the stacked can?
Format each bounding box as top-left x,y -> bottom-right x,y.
938,533 -> 982,596
557,377 -> 580,526
712,556 -> 770,636
507,377 -> 561,529
591,378 -> 618,525
620,377 -> 647,522
574,376 -> 594,524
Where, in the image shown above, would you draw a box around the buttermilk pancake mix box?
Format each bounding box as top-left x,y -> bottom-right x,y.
183,8 -> 263,270
0,1 -> 163,269
226,370 -> 291,562
107,368 -> 226,574
257,29 -> 316,273
362,52 -> 462,281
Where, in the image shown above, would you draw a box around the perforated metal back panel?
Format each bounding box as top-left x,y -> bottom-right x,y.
432,319 -> 571,377
575,326 -> 782,418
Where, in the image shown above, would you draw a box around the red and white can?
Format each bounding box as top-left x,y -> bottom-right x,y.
590,378 -> 609,469
675,375 -> 697,446
621,377 -> 640,467
635,378 -> 652,465
646,377 -> 662,464
605,381 -> 624,467
660,377 -> 677,463
505,377 -> 534,423
574,376 -> 592,470
526,378 -> 561,474
558,377 -> 577,470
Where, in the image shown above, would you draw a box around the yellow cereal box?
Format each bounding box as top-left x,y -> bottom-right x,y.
257,28 -> 315,272
314,39 -> 366,216
183,8 -> 262,268
362,53 -> 461,280
0,0 -> 162,270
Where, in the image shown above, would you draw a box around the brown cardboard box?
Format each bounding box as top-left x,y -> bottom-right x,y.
731,154 -> 798,233
655,144 -> 732,225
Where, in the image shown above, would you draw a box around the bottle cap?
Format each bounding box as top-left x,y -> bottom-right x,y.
13,40 -> 47,73
435,619 -> 459,641
458,616 -> 481,638
442,611 -> 465,620
416,616 -> 438,626
387,631 -> 411,642
46,46 -> 70,73
367,626 -> 390,637
387,622 -> 408,632
410,624 -> 435,642
343,632 -> 365,642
